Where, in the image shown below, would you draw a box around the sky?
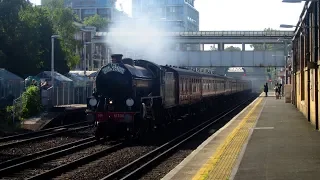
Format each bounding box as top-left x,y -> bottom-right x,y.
30,0 -> 305,31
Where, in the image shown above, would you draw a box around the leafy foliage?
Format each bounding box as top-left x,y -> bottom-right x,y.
20,85 -> 42,119
83,14 -> 109,31
3,85 -> 41,122
43,0 -> 80,69
250,28 -> 285,51
0,0 -> 80,78
225,46 -> 241,51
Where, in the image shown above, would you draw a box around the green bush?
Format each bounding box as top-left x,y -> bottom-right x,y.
4,86 -> 42,122
0,108 -> 6,122
20,85 -> 42,118
3,106 -> 15,124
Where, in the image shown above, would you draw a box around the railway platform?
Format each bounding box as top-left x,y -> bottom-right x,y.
22,104 -> 87,131
162,92 -> 320,180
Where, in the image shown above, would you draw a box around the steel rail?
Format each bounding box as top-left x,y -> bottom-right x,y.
0,136 -> 95,169
0,125 -> 93,149
0,137 -> 99,176
0,121 -> 92,143
25,143 -> 125,180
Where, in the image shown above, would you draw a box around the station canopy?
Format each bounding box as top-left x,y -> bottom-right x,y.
69,71 -> 96,76
0,68 -> 23,81
0,68 -> 24,99
25,76 -> 41,87
36,71 -> 73,87
67,71 -> 92,87
69,70 -> 97,79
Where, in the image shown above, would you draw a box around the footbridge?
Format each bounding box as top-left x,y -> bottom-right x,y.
91,30 -> 294,68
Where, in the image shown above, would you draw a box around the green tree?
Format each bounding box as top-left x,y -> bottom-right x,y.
0,0 -> 80,77
225,46 -> 241,51
42,0 -> 80,69
0,0 -> 30,76
210,45 -> 218,51
21,85 -> 42,118
83,14 -> 109,31
250,28 -> 285,51
6,85 -> 42,121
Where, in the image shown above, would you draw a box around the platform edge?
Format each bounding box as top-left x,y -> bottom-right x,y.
229,98 -> 267,180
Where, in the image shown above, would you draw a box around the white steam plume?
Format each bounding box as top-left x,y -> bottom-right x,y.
104,13 -> 177,66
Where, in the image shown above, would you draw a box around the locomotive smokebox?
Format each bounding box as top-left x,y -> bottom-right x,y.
111,54 -> 123,63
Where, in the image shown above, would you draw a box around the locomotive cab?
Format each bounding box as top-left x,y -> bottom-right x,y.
86,54 -> 155,138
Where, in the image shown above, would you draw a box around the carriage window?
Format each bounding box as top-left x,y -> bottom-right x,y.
184,77 -> 186,93
181,78 -> 184,93
195,79 -> 198,92
185,78 -> 187,93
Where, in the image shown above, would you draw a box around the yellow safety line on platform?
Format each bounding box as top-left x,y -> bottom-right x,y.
192,97 -> 264,180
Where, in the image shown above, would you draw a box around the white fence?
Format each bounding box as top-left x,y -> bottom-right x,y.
42,83 -> 94,107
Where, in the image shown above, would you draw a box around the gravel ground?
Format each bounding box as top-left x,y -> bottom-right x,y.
140,150 -> 192,180
0,128 -> 94,162
53,146 -> 157,180
2,143 -> 109,180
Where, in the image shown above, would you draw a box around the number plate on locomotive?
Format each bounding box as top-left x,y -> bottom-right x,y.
113,113 -> 125,118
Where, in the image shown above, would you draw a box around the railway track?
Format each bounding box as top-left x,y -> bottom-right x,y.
0,121 -> 92,143
0,136 -> 95,170
0,95 -> 256,180
0,123 -> 93,150
100,95 -> 256,180
0,137 -> 124,179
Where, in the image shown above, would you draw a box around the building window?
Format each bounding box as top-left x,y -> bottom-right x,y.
168,0 -> 184,5
71,0 -> 115,8
83,9 -> 95,15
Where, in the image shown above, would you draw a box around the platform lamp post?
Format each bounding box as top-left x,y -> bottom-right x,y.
51,35 -> 60,90
83,42 -> 93,102
277,38 -> 292,85
84,42 -> 92,76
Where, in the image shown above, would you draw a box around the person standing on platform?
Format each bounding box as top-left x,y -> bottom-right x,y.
278,83 -> 282,99
274,83 -> 280,99
264,83 -> 268,97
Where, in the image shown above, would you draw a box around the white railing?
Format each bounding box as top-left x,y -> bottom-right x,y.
12,96 -> 22,123
96,31 -> 294,37
43,83 -> 94,107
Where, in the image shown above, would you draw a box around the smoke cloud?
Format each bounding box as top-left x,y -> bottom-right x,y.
104,13 -> 177,66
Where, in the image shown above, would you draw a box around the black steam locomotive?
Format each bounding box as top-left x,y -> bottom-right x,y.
86,54 -> 252,139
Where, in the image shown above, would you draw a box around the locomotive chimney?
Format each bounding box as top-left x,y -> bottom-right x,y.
111,54 -> 123,63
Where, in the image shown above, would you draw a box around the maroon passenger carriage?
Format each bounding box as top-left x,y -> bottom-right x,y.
86,54 -> 252,139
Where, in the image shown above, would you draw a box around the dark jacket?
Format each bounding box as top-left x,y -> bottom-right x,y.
264,85 -> 268,92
